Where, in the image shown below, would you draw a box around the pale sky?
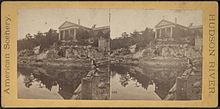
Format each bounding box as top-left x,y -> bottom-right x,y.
110,9 -> 202,39
18,8 -> 110,39
18,8 -> 202,40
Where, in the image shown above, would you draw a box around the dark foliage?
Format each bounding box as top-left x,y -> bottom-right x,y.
17,29 -> 59,52
110,27 -> 155,50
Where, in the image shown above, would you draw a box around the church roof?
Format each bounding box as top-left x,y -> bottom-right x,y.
58,21 -> 110,33
155,19 -> 189,30
58,21 -> 91,30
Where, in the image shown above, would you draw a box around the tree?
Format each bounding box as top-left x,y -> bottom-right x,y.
18,29 -> 59,52
25,33 -> 33,40
110,27 -> 155,50
142,27 -> 155,44
76,29 -> 90,44
121,32 -> 129,38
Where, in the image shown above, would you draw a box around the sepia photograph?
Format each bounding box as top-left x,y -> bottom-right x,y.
1,1 -> 219,108
17,8 -> 111,100
109,9 -> 202,100
17,8 -> 202,100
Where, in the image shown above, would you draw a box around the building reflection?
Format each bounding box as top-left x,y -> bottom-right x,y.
110,64 -> 184,99
18,66 -> 89,99
18,63 -> 184,100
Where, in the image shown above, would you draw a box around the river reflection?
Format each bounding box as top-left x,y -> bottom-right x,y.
110,64 -> 185,100
18,63 -> 185,100
17,66 -> 90,99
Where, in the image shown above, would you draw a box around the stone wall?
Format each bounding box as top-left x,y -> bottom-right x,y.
143,44 -> 202,59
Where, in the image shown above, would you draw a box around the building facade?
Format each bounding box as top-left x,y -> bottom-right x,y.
155,19 -> 190,47
58,21 -> 91,41
155,19 -> 202,47
154,19 -> 203,57
58,21 -> 110,53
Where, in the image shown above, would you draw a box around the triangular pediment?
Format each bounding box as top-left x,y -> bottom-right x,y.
59,21 -> 75,29
59,21 -> 92,30
155,20 -> 175,28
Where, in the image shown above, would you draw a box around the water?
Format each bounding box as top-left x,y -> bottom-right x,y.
110,64 -> 185,100
18,65 -> 90,99
18,63 -> 185,100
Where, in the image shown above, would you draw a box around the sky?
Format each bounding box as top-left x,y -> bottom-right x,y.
18,8 -> 202,40
18,8 -> 110,39
110,9 -> 202,39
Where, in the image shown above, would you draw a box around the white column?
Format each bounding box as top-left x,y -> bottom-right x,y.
170,27 -> 173,38
59,30 -> 61,40
159,29 -> 162,38
155,29 -> 157,39
68,29 -> 71,39
63,30 -> 65,40
73,28 -> 76,41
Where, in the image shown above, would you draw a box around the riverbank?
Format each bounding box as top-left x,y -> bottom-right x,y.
18,56 -> 92,68
140,56 -> 188,67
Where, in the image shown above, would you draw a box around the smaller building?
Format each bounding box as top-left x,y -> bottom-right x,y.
94,26 -> 110,53
189,25 -> 203,50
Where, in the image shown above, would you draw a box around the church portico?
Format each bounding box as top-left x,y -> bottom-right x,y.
59,27 -> 78,41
